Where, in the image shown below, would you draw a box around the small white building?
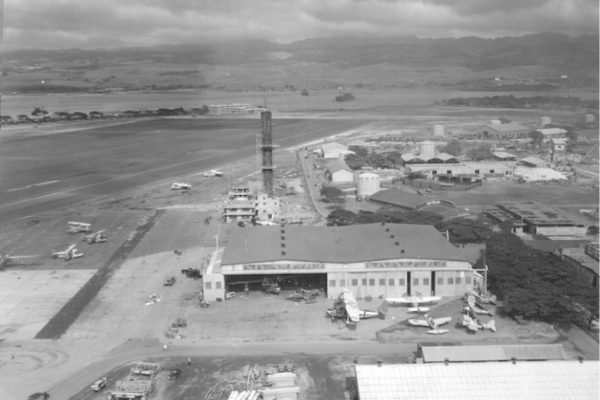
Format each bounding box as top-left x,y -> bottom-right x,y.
538,128 -> 568,142
551,138 -> 567,152
326,161 -> 354,183
255,193 -> 280,221
321,142 -> 349,159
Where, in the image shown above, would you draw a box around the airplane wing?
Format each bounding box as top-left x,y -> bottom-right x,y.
385,297 -> 412,305
407,318 -> 431,327
417,296 -> 441,303
432,317 -> 452,326
66,244 -> 76,252
338,289 -> 360,323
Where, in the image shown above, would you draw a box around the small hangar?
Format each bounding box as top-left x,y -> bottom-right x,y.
203,223 -> 475,301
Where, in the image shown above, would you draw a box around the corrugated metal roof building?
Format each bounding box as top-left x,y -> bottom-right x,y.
355,361 -> 598,400
203,223 -> 475,301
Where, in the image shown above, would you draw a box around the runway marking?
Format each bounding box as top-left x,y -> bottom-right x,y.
5,180 -> 60,193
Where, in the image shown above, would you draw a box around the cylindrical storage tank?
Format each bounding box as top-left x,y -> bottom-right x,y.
490,119 -> 501,125
540,116 -> 551,127
419,141 -> 436,159
433,124 -> 444,137
585,114 -> 595,123
357,173 -> 380,197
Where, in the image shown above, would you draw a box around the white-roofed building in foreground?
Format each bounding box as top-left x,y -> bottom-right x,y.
354,361 -> 599,400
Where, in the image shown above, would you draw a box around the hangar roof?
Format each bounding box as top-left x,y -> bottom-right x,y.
369,189 -> 433,209
221,223 -> 469,265
485,122 -> 530,133
420,344 -> 566,363
355,361 -> 598,400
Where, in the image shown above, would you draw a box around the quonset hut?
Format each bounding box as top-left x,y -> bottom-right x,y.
202,223 -> 475,301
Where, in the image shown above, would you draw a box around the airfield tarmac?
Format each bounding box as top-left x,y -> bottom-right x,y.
0,108 -> 598,399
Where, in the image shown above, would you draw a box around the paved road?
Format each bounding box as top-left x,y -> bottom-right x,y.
44,339 -> 435,399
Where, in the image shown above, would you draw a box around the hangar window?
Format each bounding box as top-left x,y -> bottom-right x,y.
369,279 -> 375,286
437,277 -> 444,285
362,279 -> 368,286
352,279 -> 358,286
399,279 -> 405,286
465,277 -> 472,284
389,279 -> 395,286
216,282 -> 222,289
423,278 -> 430,286
456,277 -> 461,284
413,278 -> 419,286
340,279 -> 346,287
330,280 -> 336,287
206,282 -> 212,289
379,279 -> 385,286
489,170 -> 495,173
447,278 -> 454,284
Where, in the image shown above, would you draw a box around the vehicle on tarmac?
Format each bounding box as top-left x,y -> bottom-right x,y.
90,377 -> 107,391
51,244 -> 83,261
168,369 -> 182,380
181,268 -> 202,279
164,276 -> 177,286
172,318 -> 187,328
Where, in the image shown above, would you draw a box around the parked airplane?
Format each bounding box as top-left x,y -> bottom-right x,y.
386,292 -> 442,312
83,230 -> 107,244
66,221 -> 92,233
457,314 -> 496,333
203,170 -> 223,177
254,220 -> 278,226
407,313 -> 452,334
171,182 -> 191,190
52,244 -> 83,261
464,294 -> 493,316
0,254 -> 38,270
326,288 -> 388,325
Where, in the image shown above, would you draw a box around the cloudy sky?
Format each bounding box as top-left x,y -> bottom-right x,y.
3,0 -> 598,49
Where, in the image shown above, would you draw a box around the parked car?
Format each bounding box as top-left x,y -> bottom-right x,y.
90,377 -> 107,391
163,276 -> 176,286
168,369 -> 182,380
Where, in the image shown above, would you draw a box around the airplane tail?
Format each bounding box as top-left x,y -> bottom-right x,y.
377,301 -> 389,318
483,320 -> 496,332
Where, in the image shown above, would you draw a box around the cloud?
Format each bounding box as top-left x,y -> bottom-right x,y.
3,0 -> 598,49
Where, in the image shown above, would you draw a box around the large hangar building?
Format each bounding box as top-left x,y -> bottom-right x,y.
203,223 -> 475,301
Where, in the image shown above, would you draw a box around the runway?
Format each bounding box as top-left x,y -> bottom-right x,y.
0,117 -> 372,225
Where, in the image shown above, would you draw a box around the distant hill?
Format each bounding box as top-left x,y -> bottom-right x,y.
3,32 -> 598,93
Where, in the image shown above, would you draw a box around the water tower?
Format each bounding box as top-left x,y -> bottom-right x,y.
540,116 -> 551,127
357,173 -> 380,197
433,124 -> 445,137
419,141 -> 436,159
